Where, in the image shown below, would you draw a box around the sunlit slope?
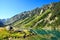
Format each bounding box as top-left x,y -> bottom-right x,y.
24,9 -> 51,28
13,15 -> 37,27
12,2 -> 60,30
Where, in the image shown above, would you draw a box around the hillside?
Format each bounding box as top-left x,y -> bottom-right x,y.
0,2 -> 60,40
6,2 -> 60,30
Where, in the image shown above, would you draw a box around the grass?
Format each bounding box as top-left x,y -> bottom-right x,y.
0,28 -> 31,40
12,9 -> 51,28
13,14 -> 37,28
24,9 -> 51,28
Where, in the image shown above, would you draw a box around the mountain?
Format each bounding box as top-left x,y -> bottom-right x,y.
5,7 -> 41,25
5,2 -> 60,30
5,3 -> 51,25
0,18 -> 9,27
0,19 -> 7,27
0,20 -> 4,27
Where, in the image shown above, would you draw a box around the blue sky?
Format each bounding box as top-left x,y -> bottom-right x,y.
0,0 -> 60,19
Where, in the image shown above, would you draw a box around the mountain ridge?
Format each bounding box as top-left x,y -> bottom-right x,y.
5,2 -> 56,25
4,2 -> 60,30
